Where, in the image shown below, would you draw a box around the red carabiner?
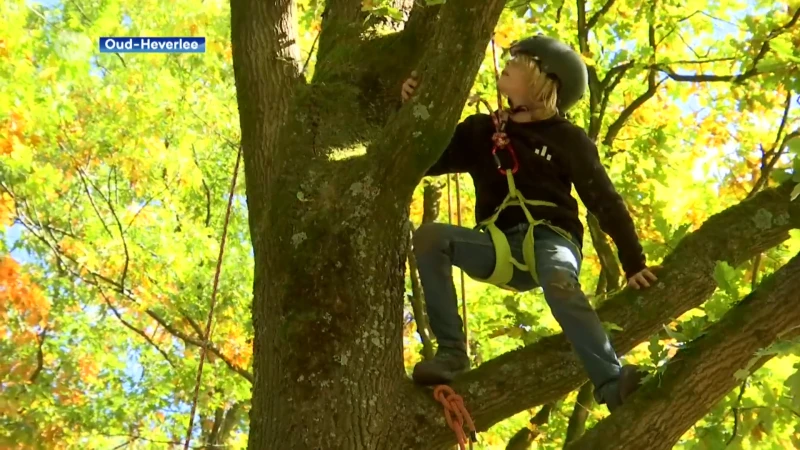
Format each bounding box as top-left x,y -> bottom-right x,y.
492,143 -> 519,175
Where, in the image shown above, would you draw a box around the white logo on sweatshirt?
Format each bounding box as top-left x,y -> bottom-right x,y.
534,146 -> 551,161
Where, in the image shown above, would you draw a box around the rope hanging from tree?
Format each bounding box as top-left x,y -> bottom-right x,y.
183,146 -> 243,450
446,173 -> 469,355
432,35 -> 511,450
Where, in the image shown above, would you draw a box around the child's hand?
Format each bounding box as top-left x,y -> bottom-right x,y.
627,266 -> 660,290
401,71 -> 418,103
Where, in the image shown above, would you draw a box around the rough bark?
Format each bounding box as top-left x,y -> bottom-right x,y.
232,0 -> 508,448
392,182 -> 800,448
567,251 -> 800,449
231,0 -> 800,448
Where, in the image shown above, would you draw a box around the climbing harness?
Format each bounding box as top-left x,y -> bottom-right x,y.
469,37 -> 581,290
183,146 -> 242,450
434,385 -> 477,450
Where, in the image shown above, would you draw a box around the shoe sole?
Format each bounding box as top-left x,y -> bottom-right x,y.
412,365 -> 455,386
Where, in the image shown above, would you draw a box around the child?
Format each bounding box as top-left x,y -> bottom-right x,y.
402,35 -> 658,412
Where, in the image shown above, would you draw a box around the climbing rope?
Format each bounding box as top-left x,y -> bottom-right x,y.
446,173 -> 469,356
431,36 -> 513,449
183,145 -> 243,450
454,174 -> 468,355
434,385 -> 478,450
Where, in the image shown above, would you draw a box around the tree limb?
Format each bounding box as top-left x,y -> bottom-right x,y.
655,7 -> 800,84
586,214 -> 622,290
564,382 -> 594,445
145,309 -> 254,383
99,289 -> 176,368
407,236 -> 435,360
587,0 -> 618,30
567,250 -> 800,449
404,1 -> 441,40
28,328 -> 47,383
396,181 -> 800,448
317,0 -> 365,62
505,403 -> 554,450
407,179 -> 442,360
373,0 -> 507,201
603,13 -> 661,147
230,0 -> 303,218
748,91 -> 794,198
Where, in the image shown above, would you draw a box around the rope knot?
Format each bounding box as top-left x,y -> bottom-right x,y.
433,385 -> 477,450
492,132 -> 510,148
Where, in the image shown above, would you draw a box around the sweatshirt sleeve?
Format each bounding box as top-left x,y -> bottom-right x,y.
566,127 -> 647,279
425,114 -> 483,176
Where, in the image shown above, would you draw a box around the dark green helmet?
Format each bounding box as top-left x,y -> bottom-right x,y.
509,35 -> 588,112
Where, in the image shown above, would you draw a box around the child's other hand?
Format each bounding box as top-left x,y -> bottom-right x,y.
401,71 -> 418,103
627,266 -> 660,290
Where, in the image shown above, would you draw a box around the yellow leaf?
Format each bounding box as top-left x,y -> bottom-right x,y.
38,67 -> 57,80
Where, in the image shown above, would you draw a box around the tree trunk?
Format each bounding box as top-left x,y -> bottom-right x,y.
230,0 -> 800,448
231,1 -> 506,448
567,251 -> 800,449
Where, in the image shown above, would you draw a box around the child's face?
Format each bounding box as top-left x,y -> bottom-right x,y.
497,62 -> 529,103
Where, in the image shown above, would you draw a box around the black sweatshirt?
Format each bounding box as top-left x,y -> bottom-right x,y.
426,113 -> 647,279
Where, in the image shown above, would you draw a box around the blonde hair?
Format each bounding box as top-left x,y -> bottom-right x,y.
508,54 -> 559,119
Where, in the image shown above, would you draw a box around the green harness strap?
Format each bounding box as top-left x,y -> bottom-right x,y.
473,171 -> 579,290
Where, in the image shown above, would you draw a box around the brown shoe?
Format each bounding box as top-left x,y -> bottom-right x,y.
412,348 -> 470,386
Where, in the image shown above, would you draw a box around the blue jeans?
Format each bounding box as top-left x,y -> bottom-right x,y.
413,222 -> 622,404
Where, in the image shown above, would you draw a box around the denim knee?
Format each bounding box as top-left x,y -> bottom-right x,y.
413,223 -> 450,256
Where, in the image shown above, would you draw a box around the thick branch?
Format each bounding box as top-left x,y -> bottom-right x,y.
586,214 -> 622,290
404,1 -> 441,40
317,0 -> 364,61
568,251 -> 800,449
231,0 -> 303,219
407,179 -> 443,360
397,181 -> 800,448
421,179 -> 443,225
373,0 -> 507,201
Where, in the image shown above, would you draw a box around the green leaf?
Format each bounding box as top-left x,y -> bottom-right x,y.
791,183 -> 800,201
662,324 -> 688,343
648,334 -> 664,365
713,261 -> 739,299
784,366 -> 800,410
734,368 -> 750,380
788,137 -> 800,156
602,322 -> 623,333
653,215 -> 670,239
792,156 -> 800,174
771,169 -> 793,184
670,223 -> 692,244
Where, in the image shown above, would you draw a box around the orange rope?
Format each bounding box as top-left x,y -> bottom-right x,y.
183,146 -> 243,450
433,385 -> 477,450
